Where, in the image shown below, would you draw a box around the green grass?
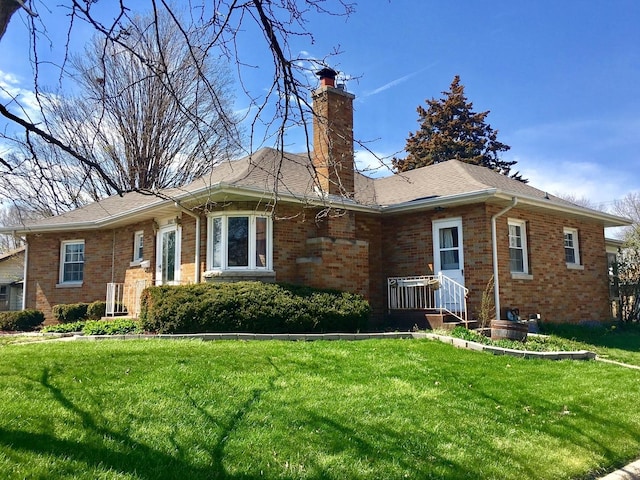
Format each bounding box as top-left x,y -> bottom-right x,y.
0,339 -> 639,479
540,322 -> 640,366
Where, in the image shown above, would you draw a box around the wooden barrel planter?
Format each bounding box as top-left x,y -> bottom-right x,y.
490,320 -> 528,342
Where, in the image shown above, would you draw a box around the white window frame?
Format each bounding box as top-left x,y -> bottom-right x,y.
132,230 -> 144,264
206,213 -> 273,271
564,227 -> 583,269
508,219 -> 529,275
59,239 -> 85,285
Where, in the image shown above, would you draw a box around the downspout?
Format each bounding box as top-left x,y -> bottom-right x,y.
19,234 -> 27,311
111,229 -> 116,283
175,203 -> 201,284
491,197 -> 518,321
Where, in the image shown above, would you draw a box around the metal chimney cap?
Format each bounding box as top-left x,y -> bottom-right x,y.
315,67 -> 338,80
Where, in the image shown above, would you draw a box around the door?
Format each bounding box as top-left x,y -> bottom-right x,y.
432,218 -> 465,310
156,224 -> 180,285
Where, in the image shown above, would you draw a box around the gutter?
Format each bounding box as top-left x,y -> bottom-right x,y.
491,197 -> 518,321
380,189 -> 498,214
174,203 -> 201,284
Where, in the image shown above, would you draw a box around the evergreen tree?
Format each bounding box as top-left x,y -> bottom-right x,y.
393,76 -> 526,182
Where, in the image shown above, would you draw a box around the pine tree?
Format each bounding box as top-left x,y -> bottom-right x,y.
393,76 -> 526,182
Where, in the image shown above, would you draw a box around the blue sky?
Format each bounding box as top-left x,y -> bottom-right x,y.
1,1 -> 639,209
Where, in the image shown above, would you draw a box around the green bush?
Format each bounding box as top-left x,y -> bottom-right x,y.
82,319 -> 142,335
86,301 -> 106,320
140,281 -> 370,334
52,303 -> 89,323
0,310 -> 45,331
41,321 -> 86,334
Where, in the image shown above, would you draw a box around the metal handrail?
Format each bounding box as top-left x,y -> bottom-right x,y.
387,273 -> 469,324
106,280 -> 147,318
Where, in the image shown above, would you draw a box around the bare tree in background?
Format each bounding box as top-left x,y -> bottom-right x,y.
612,192 -> 640,322
41,11 -> 242,195
554,193 -> 603,211
0,1 -> 355,216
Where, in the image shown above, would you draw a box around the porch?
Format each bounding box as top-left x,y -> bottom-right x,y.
387,274 -> 472,331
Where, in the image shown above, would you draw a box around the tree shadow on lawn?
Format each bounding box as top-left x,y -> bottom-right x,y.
471,381 -> 640,479
299,410 -> 477,479
0,360 -> 481,479
0,366 -> 280,479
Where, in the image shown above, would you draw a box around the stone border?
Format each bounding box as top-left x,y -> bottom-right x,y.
413,332 -> 597,360
69,331 -> 415,342
65,330 -> 596,360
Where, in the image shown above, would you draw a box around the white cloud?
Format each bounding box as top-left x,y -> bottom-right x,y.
514,155 -> 624,207
362,63 -> 437,98
0,69 -> 42,123
355,149 -> 395,177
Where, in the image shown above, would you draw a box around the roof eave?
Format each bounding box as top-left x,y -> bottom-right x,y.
492,191 -> 633,228
0,183 -> 380,234
380,189 -> 498,214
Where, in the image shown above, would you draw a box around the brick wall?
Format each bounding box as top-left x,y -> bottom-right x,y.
26,220 -> 155,323
492,205 -> 610,323
25,199 -> 611,326
377,203 -> 610,324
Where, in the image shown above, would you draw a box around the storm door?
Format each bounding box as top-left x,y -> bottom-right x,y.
432,218 -> 465,310
156,224 -> 180,285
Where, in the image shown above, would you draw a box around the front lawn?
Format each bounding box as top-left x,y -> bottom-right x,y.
0,339 -> 639,479
540,322 -> 640,366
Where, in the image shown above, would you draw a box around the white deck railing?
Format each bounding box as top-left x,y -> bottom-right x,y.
387,273 -> 469,324
106,280 -> 148,318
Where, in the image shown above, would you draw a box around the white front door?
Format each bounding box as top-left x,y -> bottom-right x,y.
156,224 -> 180,285
432,218 -> 465,309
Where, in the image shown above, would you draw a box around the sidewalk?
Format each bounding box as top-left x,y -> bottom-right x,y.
599,459 -> 640,480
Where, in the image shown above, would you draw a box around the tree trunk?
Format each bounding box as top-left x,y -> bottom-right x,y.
0,0 -> 20,41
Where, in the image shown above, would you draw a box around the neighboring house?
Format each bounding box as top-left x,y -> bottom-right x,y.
0,69 -> 631,327
0,246 -> 25,312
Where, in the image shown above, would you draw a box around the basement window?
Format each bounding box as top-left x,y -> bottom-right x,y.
206,213 -> 272,271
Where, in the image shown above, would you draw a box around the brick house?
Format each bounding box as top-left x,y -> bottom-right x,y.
1,68 -> 630,327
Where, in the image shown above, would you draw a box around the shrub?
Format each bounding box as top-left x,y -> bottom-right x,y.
52,303 -> 89,323
0,310 -> 45,331
140,281 -> 370,334
82,319 -> 142,335
41,321 -> 86,334
86,301 -> 106,320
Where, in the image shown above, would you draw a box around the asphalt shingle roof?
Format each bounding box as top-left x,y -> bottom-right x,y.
1,147 -> 624,231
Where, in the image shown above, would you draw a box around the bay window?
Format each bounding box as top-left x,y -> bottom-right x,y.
207,213 -> 272,271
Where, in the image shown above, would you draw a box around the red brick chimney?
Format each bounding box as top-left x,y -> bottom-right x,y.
312,68 -> 355,196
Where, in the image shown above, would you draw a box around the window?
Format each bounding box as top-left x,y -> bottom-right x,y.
133,231 -> 144,262
207,213 -> 272,270
438,226 -> 460,270
564,228 -> 581,266
508,219 -> 528,274
60,240 -> 85,283
0,285 -> 7,305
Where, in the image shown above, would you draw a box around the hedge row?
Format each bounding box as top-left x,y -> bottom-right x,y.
139,282 -> 370,334
42,318 -> 142,335
0,310 -> 44,331
51,301 -> 107,323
